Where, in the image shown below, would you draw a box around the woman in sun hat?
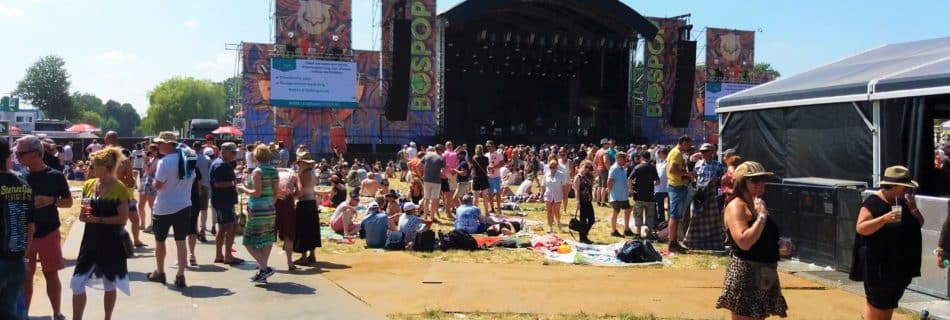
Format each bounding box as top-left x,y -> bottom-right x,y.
850,165 -> 923,320
716,161 -> 788,318
293,152 -> 321,266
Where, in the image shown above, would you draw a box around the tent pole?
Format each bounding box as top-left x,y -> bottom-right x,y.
872,100 -> 881,187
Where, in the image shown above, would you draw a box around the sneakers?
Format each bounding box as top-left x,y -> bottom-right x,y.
623,229 -> 636,237
610,230 -> 623,238
669,242 -> 688,253
54,314 -> 66,320
252,267 -> 276,283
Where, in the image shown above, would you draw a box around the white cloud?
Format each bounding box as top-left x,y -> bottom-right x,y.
0,4 -> 26,19
96,50 -> 137,63
183,19 -> 200,29
194,52 -> 238,80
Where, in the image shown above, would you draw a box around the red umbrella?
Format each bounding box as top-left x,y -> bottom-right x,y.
66,123 -> 99,133
212,126 -> 243,136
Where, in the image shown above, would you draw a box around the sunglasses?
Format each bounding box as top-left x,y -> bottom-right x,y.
15,150 -> 35,157
748,176 -> 767,183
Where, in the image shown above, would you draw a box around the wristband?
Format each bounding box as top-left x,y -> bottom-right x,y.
757,214 -> 767,221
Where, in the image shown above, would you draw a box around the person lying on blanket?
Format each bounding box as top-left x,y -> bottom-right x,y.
485,220 -> 523,236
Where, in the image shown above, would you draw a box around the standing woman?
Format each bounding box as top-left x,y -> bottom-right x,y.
274,167 -> 298,272
850,166 -> 923,320
572,160 -> 596,244
237,145 -> 280,283
471,145 -> 491,214
72,147 -> 131,320
557,147 -> 573,217
294,153 -> 321,266
138,145 -> 158,232
540,160 -> 566,233
716,161 -> 787,318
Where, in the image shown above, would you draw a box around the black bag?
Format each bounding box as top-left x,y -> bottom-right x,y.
693,183 -> 708,203
384,231 -> 405,251
413,230 -> 436,252
616,240 -> 662,263
568,207 -> 584,232
439,230 -> 478,251
120,229 -> 134,258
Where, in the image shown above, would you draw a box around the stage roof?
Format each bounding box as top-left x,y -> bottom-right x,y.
439,0 -> 658,40
718,36 -> 950,112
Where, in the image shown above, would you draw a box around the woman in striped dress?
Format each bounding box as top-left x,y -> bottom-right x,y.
237,145 -> 280,283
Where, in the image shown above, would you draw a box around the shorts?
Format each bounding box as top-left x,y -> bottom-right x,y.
447,174 -> 459,191
864,279 -> 911,309
27,231 -> 65,273
610,200 -> 631,210
668,185 -> 689,220
214,205 -> 237,225
138,174 -> 156,196
488,177 -> 502,195
129,198 -> 137,211
632,201 -> 657,227
423,182 -> 441,200
455,181 -> 472,197
440,178 -> 451,193
152,206 -> 192,241
597,171 -> 609,188
197,187 -> 209,210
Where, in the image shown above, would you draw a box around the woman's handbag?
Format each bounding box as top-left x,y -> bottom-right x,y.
569,207 -> 583,232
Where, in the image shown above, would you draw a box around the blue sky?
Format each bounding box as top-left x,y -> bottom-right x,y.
1,0 -> 948,117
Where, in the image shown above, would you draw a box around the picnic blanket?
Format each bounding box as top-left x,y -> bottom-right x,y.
541,240 -> 667,267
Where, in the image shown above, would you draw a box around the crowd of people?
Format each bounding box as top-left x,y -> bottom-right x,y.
0,130 -> 944,320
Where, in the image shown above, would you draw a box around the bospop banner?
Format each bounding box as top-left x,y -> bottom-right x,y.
706,28 -> 755,82
641,17 -> 687,144
269,58 -> 358,108
704,82 -> 754,117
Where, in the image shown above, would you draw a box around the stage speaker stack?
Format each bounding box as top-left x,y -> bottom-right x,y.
386,17 -> 411,121
669,40 -> 697,128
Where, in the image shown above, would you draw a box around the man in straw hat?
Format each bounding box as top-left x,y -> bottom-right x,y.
147,131 -> 196,288
210,142 -> 244,266
852,165 -> 923,320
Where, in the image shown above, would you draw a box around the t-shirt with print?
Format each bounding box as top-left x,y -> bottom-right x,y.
154,152 -> 196,215
456,159 -> 470,182
0,172 -> 34,258
666,147 -> 688,187
209,158 -> 238,210
487,151 -> 503,178
26,167 -> 70,238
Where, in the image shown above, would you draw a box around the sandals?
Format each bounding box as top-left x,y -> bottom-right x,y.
147,271 -> 166,284
189,256 -> 198,266
226,258 -> 245,266
134,242 -> 147,248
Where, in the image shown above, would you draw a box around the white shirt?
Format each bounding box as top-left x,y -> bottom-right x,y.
63,145 -> 73,162
542,170 -> 566,193
195,153 -> 211,188
245,150 -> 257,169
406,146 -> 417,160
516,179 -> 533,195
153,152 -> 196,215
131,149 -> 144,169
86,143 -> 102,154
655,159 -> 669,193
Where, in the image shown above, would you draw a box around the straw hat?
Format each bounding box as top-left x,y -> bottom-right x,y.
879,165 -> 918,188
152,131 -> 179,144
733,161 -> 773,191
296,151 -> 316,165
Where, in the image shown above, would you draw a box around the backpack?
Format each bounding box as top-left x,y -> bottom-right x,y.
439,230 -> 478,251
413,230 -> 436,252
616,239 -> 662,263
120,229 -> 135,258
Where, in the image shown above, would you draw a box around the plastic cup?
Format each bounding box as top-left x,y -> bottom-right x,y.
891,204 -> 902,224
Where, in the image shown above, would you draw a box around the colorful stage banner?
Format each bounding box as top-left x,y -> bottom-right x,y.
641,17 -> 687,144
706,28 -> 755,82
276,0 -> 352,53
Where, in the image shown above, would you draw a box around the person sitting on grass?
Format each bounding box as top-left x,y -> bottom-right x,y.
454,194 -> 487,234
485,220 -> 523,236
398,202 -> 429,249
359,202 -> 390,248
330,192 -> 361,237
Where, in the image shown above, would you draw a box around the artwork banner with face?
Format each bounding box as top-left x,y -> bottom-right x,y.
706,28 -> 755,82
276,0 -> 352,53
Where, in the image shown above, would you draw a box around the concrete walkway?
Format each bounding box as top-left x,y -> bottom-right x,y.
27,221 -> 387,320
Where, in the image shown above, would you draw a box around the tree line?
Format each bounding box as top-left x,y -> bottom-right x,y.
13,55 -> 240,136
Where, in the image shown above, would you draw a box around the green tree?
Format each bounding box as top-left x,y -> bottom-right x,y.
141,77 -> 226,134
103,100 -> 141,136
15,56 -> 75,120
217,76 -> 241,120
754,63 -> 781,79
70,92 -> 103,116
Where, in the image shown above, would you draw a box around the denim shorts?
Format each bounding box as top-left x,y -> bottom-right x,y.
668,185 -> 689,220
488,177 -> 502,195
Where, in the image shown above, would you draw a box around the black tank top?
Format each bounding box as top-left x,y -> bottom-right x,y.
727,201 -> 780,263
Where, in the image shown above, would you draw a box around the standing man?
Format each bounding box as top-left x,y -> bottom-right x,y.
85,139 -> 102,159
630,151 -> 660,238
277,142 -> 289,168
442,141 -> 459,218
666,136 -> 696,253
62,142 -> 74,169
654,148 -> 670,226
147,132 -> 196,288
594,139 -> 610,206
683,143 -> 726,250
210,143 -> 244,265
421,145 -> 445,222
607,152 -> 633,237
0,138 -> 35,320
192,142 -> 212,243
406,142 -> 418,163
17,136 -> 70,320
485,141 -> 504,214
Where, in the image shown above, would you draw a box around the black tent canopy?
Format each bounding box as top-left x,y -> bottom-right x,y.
717,37 -> 950,191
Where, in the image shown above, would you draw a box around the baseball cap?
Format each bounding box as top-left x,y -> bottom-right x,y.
368,202 -> 380,210
600,138 -> 609,145
402,202 -> 420,212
